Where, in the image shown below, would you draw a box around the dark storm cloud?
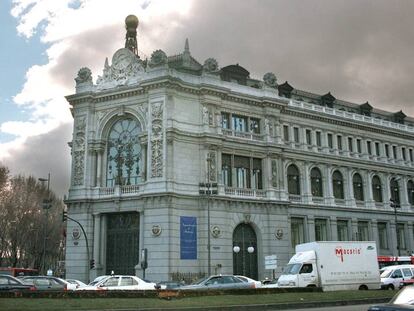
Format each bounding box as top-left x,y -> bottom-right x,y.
3,123 -> 72,198
157,0 -> 414,115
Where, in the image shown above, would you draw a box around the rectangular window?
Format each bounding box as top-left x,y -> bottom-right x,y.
316,131 -> 322,147
252,158 -> 262,189
410,149 -> 413,162
328,133 -> 333,149
221,112 -> 230,129
348,137 -> 353,153
378,222 -> 388,249
397,224 -> 406,250
357,139 -> 362,153
337,220 -> 349,241
293,127 -> 299,143
234,156 -> 250,188
249,118 -> 260,134
232,115 -> 247,132
402,147 -> 407,161
393,146 -> 397,159
375,142 -> 380,156
306,129 -> 312,145
315,219 -> 327,241
357,222 -> 369,241
337,135 -> 342,150
283,125 -> 289,142
367,141 -> 372,155
221,154 -> 232,187
291,217 -> 305,248
385,144 -> 390,158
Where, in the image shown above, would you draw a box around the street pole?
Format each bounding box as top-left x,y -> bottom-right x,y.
39,173 -> 51,275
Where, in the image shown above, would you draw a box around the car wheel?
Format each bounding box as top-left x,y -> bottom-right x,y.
387,284 -> 394,290
358,285 -> 368,290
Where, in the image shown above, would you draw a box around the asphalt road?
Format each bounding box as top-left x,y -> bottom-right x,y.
287,304 -> 374,311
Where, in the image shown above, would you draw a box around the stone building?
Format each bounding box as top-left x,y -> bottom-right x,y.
64,16 -> 414,283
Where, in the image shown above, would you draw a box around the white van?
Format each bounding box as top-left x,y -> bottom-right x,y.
380,264 -> 414,290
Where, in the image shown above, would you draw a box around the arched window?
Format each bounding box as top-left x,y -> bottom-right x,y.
372,175 -> 383,202
390,178 -> 400,204
310,167 -> 323,197
106,118 -> 142,187
353,173 -> 364,201
407,181 -> 414,205
287,164 -> 300,195
332,170 -> 344,199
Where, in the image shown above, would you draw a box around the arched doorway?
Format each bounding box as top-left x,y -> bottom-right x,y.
232,223 -> 258,280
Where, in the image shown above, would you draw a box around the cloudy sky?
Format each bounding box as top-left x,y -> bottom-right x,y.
1,0 -> 413,197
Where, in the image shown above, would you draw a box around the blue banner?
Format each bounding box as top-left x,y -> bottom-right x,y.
180,216 -> 197,260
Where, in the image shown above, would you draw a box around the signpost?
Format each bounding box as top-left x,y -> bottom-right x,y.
265,254 -> 277,280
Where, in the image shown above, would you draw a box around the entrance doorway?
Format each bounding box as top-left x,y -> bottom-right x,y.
232,223 -> 258,280
106,212 -> 140,275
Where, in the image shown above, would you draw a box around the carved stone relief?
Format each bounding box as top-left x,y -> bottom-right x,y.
73,116 -> 86,186
271,159 -> 278,187
208,151 -> 217,182
202,105 -> 213,126
150,102 -> 164,178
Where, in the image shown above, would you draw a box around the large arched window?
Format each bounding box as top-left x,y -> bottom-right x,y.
287,164 -> 300,195
106,118 -> 142,187
390,178 -> 400,204
407,180 -> 414,205
353,173 -> 364,201
372,175 -> 383,202
310,167 -> 323,197
332,170 -> 344,199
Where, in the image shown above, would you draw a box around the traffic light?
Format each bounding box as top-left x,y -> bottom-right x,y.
62,210 -> 67,222
90,259 -> 95,269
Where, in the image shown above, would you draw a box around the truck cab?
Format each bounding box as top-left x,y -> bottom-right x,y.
277,251 -> 318,288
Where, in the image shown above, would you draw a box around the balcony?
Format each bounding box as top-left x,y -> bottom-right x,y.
98,185 -> 140,198
222,129 -> 264,141
224,187 -> 266,198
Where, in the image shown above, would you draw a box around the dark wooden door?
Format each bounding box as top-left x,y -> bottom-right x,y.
233,223 -> 258,280
106,213 -> 139,275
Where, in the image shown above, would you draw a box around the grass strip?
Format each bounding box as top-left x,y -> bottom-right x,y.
0,290 -> 395,311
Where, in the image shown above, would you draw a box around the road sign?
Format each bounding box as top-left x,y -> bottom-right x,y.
265,254 -> 277,270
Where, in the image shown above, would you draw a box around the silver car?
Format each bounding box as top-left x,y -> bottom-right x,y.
180,275 -> 254,290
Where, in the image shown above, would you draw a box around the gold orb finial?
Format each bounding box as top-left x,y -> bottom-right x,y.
125,15 -> 139,29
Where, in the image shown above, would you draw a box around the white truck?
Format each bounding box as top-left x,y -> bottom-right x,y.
277,241 -> 380,291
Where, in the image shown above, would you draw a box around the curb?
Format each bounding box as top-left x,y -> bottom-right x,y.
83,297 -> 391,311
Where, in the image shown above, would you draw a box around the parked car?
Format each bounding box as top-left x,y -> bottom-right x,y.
261,279 -> 279,288
20,276 -> 76,291
79,275 -> 158,291
380,265 -> 414,290
66,279 -> 87,289
180,275 -> 254,290
155,281 -> 182,290
399,276 -> 414,289
0,275 -> 36,292
235,275 -> 262,288
368,285 -> 414,310
87,275 -> 110,286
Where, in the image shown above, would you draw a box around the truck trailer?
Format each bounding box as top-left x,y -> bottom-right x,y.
277,241 -> 380,291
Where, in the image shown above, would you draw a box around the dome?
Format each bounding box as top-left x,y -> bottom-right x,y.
125,15 -> 139,29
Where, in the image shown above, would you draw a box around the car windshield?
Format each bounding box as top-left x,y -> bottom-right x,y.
191,276 -> 209,285
282,264 -> 302,275
380,269 -> 392,278
391,286 -> 414,305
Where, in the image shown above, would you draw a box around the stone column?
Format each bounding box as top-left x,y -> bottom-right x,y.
274,120 -> 282,144
371,220 -> 378,248
330,217 -> 338,241
351,218 -> 358,241
96,150 -> 103,187
322,132 -> 329,153
390,219 -> 398,256
302,162 -> 312,204
311,130 -> 318,152
382,173 -> 391,207
92,213 -> 102,279
325,165 -> 335,205
307,216 -> 315,242
365,171 -> 375,209
100,214 -> 107,274
346,168 -> 355,207
400,176 -> 410,211
333,133 -> 339,156
407,222 -> 414,255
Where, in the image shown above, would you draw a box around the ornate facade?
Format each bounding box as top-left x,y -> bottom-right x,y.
65,16 -> 414,283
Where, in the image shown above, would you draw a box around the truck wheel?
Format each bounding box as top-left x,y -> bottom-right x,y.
387,284 -> 394,290
358,285 -> 368,290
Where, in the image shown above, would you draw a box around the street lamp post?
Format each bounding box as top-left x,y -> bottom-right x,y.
39,173 -> 51,275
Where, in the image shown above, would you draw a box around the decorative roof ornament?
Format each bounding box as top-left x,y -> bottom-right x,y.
263,72 -> 277,88
96,48 -> 144,90
149,49 -> 168,68
203,58 -> 219,73
124,15 -> 139,55
75,67 -> 93,93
